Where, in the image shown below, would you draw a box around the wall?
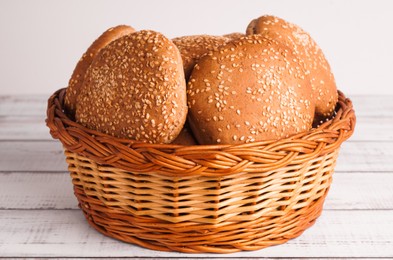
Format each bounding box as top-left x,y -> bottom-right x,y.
0,0 -> 391,95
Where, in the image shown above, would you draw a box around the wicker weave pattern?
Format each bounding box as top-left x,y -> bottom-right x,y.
46,88 -> 355,253
66,149 -> 337,224
75,185 -> 326,253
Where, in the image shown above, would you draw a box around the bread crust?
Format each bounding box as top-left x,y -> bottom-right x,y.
172,35 -> 230,80
65,25 -> 136,117
246,15 -> 337,117
76,30 -> 187,144
187,34 -> 314,144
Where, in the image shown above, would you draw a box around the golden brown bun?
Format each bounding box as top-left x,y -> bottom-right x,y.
172,35 -> 230,80
76,30 -> 188,144
223,32 -> 245,40
187,34 -> 314,145
246,15 -> 337,117
171,123 -> 198,145
65,25 -> 136,117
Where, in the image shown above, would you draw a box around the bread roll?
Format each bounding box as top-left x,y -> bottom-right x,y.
171,123 -> 197,145
76,30 -> 187,144
172,35 -> 230,80
246,15 -> 337,118
64,25 -> 135,117
187,34 -> 314,144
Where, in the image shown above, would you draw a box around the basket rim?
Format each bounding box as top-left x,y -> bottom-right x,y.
46,88 -> 356,176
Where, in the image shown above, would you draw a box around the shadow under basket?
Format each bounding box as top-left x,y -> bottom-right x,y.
46,88 -> 356,253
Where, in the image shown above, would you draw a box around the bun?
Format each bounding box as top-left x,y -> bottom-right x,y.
246,15 -> 337,117
171,123 -> 197,145
172,35 -> 230,80
65,25 -> 135,117
76,30 -> 187,144
187,34 -> 314,144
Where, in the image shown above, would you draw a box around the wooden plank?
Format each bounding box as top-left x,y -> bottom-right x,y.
325,171 -> 393,210
0,209 -> 392,257
0,114 -> 391,142
0,172 -> 76,209
351,95 -> 393,118
349,117 -> 393,141
0,172 -> 391,211
0,95 -> 47,117
334,141 -> 393,172
0,95 -> 393,118
0,141 -> 392,172
0,141 -> 68,172
0,116 -> 52,140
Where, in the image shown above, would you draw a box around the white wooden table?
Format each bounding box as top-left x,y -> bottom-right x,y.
1,94 -> 393,259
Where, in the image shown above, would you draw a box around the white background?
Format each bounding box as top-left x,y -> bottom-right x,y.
0,0 -> 392,96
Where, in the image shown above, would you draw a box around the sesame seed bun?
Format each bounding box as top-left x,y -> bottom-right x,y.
187,34 -> 314,145
246,15 -> 337,118
172,35 -> 230,80
76,30 -> 188,144
64,25 -> 136,117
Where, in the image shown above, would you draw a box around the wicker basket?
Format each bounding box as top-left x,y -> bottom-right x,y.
46,88 -> 355,253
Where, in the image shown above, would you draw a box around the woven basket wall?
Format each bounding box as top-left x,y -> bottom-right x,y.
46,88 -> 356,253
